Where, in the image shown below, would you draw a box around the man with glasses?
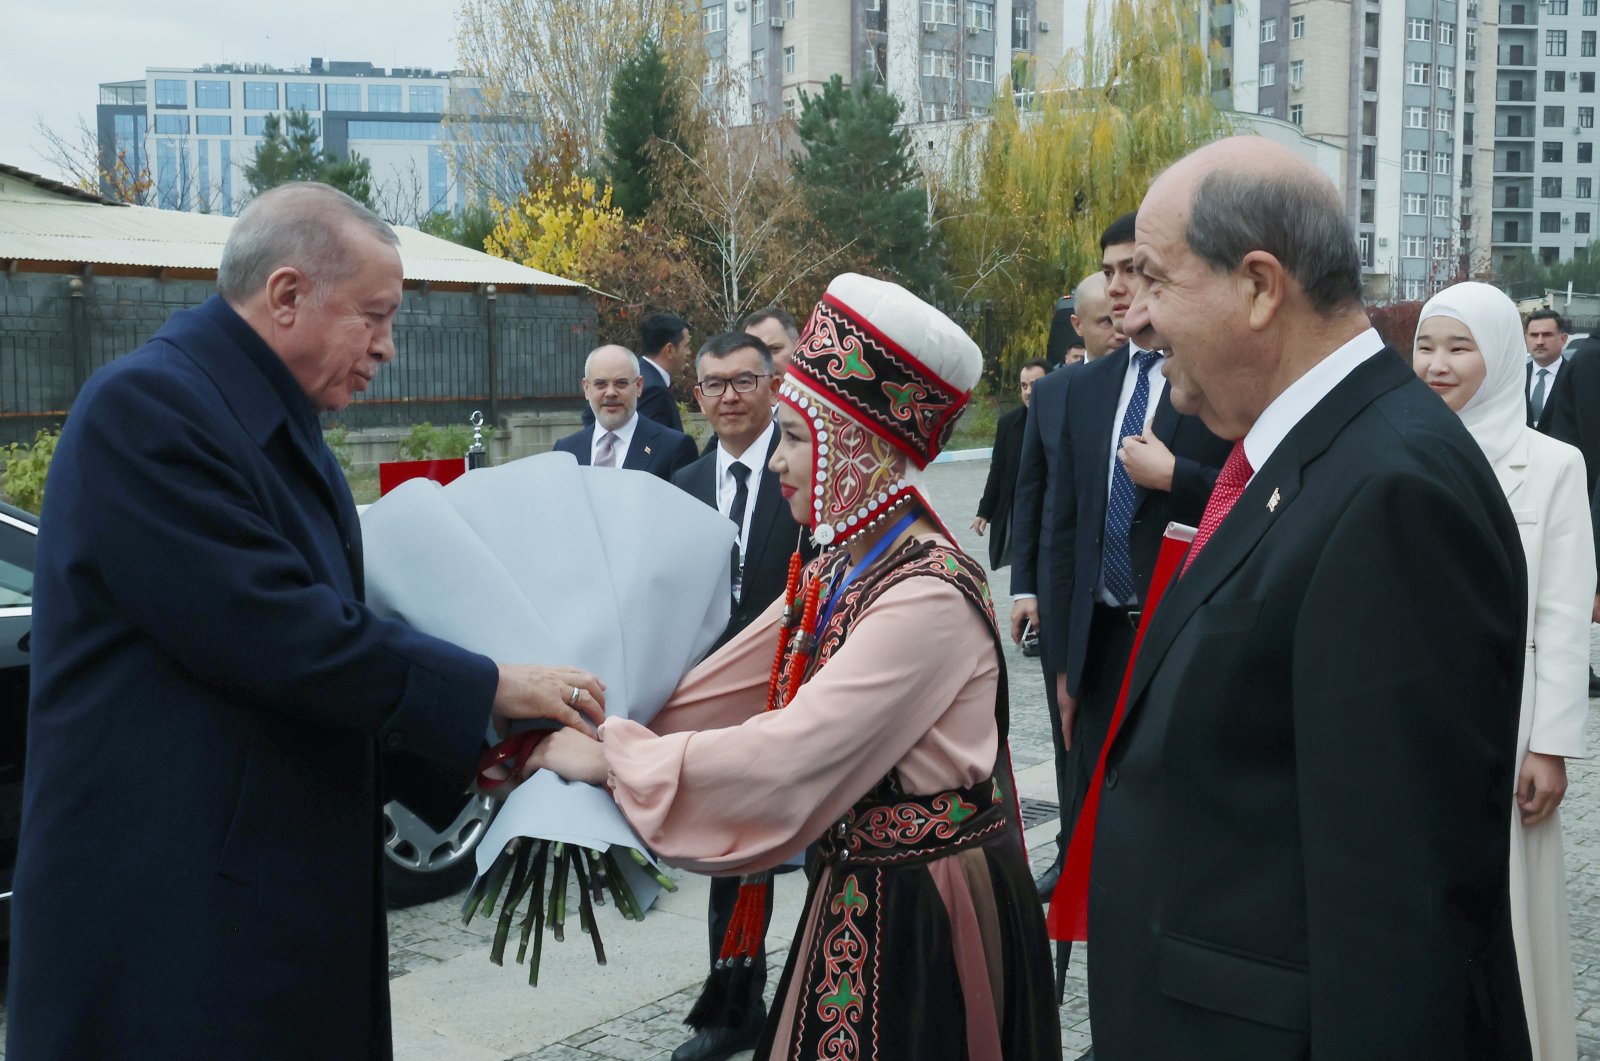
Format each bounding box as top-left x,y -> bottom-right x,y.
554,344 -> 697,480
668,330 -> 811,1061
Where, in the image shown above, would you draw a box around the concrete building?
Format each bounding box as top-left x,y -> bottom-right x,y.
97,59 -> 465,221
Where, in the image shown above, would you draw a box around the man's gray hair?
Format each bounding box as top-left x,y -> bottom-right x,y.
217,182 -> 399,303
1072,271 -> 1106,307
584,345 -> 642,376
1185,168 -> 1363,314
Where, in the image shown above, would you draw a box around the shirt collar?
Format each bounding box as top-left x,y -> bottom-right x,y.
716,419 -> 775,479
601,412 -> 640,445
1243,327 -> 1386,475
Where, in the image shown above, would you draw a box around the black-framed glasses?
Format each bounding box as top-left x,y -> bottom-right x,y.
695,373 -> 771,397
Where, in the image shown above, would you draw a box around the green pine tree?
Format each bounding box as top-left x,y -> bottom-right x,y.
792,73 -> 941,297
603,37 -> 687,218
244,108 -> 376,208
420,204 -> 499,252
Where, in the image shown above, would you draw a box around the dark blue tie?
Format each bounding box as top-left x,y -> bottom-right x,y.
1102,350 -> 1162,604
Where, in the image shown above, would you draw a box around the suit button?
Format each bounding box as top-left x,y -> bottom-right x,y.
1104,767 -> 1119,789
385,732 -> 403,750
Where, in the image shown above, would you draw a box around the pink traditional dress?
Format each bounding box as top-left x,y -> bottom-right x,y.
598,275 -> 1059,1059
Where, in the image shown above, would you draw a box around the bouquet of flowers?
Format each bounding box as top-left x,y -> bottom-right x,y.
361,452 -> 733,983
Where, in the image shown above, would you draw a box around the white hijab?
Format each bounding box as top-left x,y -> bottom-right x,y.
1416,281 -> 1528,465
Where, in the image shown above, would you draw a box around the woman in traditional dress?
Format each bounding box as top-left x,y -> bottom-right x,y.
1413,282 -> 1591,1061
530,273 -> 1059,1059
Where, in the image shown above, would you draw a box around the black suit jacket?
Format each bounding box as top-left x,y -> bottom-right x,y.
1540,347 -> 1599,491
552,416 -> 699,481
1525,359 -> 1562,429
1010,366 -> 1074,675
1088,351 -> 1530,1061
976,405 -> 1028,569
581,358 -> 684,432
1045,345 -> 1231,698
673,432 -> 808,645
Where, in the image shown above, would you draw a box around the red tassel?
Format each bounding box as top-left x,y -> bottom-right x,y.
718,878 -> 770,962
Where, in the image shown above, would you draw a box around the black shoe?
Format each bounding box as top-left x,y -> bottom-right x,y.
673,1020 -> 764,1061
1034,860 -> 1063,903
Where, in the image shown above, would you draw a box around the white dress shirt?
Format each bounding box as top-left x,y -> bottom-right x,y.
715,420 -> 774,558
1103,344 -> 1170,500
591,412 -> 640,468
1242,328 -> 1386,479
1527,355 -> 1563,421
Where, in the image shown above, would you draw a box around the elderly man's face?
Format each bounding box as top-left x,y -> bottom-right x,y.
745,317 -> 797,376
1071,282 -> 1127,360
583,346 -> 643,431
279,226 -> 404,413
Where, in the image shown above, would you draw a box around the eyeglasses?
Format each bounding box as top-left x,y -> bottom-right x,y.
585,376 -> 638,392
695,373 -> 771,397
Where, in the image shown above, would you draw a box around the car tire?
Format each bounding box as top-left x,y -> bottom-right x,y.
382,791 -> 497,908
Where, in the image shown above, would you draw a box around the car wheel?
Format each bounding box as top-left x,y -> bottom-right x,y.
382,792 -> 496,908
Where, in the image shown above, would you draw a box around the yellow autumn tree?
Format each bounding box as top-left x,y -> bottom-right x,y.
936,0 -> 1228,374
485,177 -> 633,287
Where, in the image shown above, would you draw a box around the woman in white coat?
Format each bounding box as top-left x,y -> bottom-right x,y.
1414,281 -> 1592,1061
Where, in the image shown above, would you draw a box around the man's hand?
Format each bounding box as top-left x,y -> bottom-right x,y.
1055,673 -> 1077,751
970,515 -> 989,536
1010,597 -> 1040,644
1120,433 -> 1176,492
493,664 -> 606,733
1517,751 -> 1569,827
524,727 -> 610,785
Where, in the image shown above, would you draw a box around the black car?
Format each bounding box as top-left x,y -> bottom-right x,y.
0,499 -> 490,938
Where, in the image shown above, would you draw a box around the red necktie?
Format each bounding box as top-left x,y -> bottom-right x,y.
1181,441 -> 1252,575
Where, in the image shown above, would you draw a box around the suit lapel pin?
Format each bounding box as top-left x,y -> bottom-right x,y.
1267,488 -> 1281,512
644,445 -> 653,455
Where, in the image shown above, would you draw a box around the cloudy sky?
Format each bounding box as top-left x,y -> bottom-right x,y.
6,0 -> 460,181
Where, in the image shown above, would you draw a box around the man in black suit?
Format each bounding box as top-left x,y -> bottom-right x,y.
554,344 -> 698,480
972,358 -> 1049,569
1042,214 -> 1231,911
1011,270 -> 1122,900
1087,136 -> 1529,1060
670,330 -> 807,1061
1523,308 -> 1567,429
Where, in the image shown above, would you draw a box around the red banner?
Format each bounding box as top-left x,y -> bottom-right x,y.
378,458 -> 467,497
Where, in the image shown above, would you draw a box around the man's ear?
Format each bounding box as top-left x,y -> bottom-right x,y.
1238,251 -> 1287,332
263,266 -> 311,327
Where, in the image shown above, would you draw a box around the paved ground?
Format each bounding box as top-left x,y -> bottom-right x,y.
3,456 -> 1597,1058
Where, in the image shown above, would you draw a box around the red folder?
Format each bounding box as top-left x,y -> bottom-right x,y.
378,458 -> 468,497
1048,522 -> 1196,942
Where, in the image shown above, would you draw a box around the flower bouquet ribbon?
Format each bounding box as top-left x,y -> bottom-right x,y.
361,451 -> 733,983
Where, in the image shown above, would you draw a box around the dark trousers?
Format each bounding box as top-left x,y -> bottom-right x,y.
1059,605 -> 1139,851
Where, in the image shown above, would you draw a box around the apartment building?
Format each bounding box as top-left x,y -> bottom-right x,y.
97,59 -> 463,219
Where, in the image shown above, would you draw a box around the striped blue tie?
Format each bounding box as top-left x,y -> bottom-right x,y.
1102,350 -> 1162,604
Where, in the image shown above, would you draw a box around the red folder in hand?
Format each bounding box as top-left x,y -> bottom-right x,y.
1047,521 -> 1196,942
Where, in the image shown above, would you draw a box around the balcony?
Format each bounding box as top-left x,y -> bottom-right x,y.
1498,46 -> 1536,67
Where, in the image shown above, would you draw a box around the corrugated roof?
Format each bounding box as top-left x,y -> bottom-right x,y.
0,185 -> 585,290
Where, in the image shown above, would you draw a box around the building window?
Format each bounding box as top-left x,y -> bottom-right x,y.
969,1 -> 994,30
1260,63 -> 1275,87
703,3 -> 725,32
751,100 -> 766,122
1546,105 -> 1567,126
1547,140 -> 1567,162
753,0 -> 766,20
1551,0 -> 1569,11
409,85 -> 443,112
1361,144 -> 1376,180
1262,17 -> 1277,41
783,45 -> 796,74
154,79 -> 187,107
326,83 -> 360,110
1401,279 -> 1425,300
155,114 -> 188,134
1358,233 -> 1373,267
195,80 -> 229,109
1013,9 -> 1031,47
1545,176 -> 1564,197
1435,194 -> 1452,217
1547,71 -> 1567,92
751,49 -> 767,78
1435,152 -> 1453,174
1440,22 -> 1455,45
1289,103 -> 1304,125
1291,15 -> 1305,38
1261,105 -> 1276,117
1360,188 -> 1375,223
244,116 -> 267,136
1581,177 -> 1594,197
1541,212 -> 1563,232
922,0 -> 957,24
1407,106 -> 1428,128
1579,213 -> 1593,233
1584,73 -> 1598,93
1405,149 -> 1428,171
1582,142 -> 1595,162
1586,30 -> 1598,56
368,85 -> 401,112
1403,236 -> 1427,258
1363,57 -> 1378,91
1438,66 -> 1455,89
784,0 -> 795,16
922,49 -> 957,78
196,115 -> 230,135
1466,27 -> 1478,59
244,81 -> 278,109
1438,109 -> 1454,131
1433,237 -> 1450,259
1404,192 -> 1426,214
1548,29 -> 1568,56
1290,60 -> 1304,89
1407,17 -> 1431,40
783,95 -> 796,118
1588,0 -> 1598,13
966,53 -> 994,82
1408,62 -> 1431,85
1365,11 -> 1379,47
346,120 -> 439,140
